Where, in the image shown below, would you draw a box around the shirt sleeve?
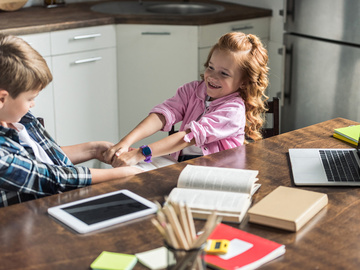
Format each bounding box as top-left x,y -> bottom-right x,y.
0,152 -> 91,196
184,101 -> 246,146
150,82 -> 198,132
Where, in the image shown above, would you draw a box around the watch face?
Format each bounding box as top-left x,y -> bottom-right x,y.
142,146 -> 151,156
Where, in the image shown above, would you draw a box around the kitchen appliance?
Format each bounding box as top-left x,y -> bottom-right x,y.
281,0 -> 360,132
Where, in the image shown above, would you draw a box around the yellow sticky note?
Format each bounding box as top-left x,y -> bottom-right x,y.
91,251 -> 137,270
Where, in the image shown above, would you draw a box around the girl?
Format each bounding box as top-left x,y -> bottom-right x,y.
104,32 -> 269,166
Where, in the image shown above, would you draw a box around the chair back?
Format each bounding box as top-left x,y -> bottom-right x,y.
261,97 -> 280,138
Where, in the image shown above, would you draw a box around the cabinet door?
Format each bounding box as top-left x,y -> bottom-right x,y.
116,25 -> 198,146
18,33 -> 57,139
52,48 -> 118,153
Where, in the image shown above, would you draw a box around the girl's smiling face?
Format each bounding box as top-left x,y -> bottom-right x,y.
204,49 -> 246,100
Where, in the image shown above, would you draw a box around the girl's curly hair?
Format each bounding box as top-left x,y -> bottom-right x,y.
204,32 -> 269,141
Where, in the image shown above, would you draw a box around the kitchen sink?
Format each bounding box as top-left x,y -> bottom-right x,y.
91,1 -> 224,15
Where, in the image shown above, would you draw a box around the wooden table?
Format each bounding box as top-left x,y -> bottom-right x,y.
1,118 -> 359,270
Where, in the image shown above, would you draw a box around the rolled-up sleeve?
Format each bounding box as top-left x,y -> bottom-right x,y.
150,82 -> 198,132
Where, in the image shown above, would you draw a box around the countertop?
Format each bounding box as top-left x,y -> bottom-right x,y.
0,0 -> 272,35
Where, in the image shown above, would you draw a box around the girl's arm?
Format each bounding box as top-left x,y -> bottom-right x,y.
61,141 -> 114,165
111,130 -> 196,167
103,113 -> 166,163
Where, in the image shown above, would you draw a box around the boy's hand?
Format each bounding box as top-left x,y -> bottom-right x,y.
111,148 -> 143,168
103,142 -> 129,164
94,141 -> 115,164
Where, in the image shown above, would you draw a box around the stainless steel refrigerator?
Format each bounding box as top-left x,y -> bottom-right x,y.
281,0 -> 360,133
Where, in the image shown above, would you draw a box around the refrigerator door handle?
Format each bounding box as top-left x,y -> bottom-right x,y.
278,45 -> 286,107
279,0 -> 295,24
283,44 -> 293,105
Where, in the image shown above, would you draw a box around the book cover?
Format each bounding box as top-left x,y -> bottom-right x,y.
333,125 -> 360,145
91,251 -> 137,270
333,133 -> 358,146
248,186 -> 328,231
205,223 -> 285,270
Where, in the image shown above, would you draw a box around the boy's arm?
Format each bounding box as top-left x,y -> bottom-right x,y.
89,167 -> 143,184
61,141 -> 114,165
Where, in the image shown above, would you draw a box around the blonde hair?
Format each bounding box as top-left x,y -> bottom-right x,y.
0,34 -> 52,98
204,32 -> 269,141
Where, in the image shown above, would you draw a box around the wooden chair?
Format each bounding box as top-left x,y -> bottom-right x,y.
261,97 -> 280,138
169,97 -> 280,139
37,117 -> 45,127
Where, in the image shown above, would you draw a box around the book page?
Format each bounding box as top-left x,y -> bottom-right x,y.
167,188 -> 251,213
177,165 -> 258,194
133,155 -> 178,171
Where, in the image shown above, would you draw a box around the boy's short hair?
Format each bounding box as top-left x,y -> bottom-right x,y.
0,34 -> 53,98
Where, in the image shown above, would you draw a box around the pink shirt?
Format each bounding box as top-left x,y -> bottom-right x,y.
150,80 -> 246,159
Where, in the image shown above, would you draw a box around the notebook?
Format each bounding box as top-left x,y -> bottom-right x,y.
289,134 -> 360,186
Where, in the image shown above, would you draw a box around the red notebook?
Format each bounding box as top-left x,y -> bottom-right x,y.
205,223 -> 285,270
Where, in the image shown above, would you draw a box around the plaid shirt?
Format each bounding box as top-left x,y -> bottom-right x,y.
0,112 -> 91,207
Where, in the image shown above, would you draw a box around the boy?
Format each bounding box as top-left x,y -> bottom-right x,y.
0,34 -> 142,207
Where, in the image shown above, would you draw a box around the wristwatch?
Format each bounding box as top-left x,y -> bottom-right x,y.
140,145 -> 152,163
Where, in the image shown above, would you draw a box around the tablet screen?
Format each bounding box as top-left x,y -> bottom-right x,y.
62,192 -> 150,225
48,190 -> 157,233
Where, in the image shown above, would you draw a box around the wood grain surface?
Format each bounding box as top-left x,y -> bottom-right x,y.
0,118 -> 359,270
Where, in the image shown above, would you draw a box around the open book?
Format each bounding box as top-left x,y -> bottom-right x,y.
166,165 -> 260,223
133,156 -> 178,171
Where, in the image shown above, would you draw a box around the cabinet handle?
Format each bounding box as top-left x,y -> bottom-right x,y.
74,57 -> 102,64
141,32 -> 171,35
73,33 -> 102,40
231,26 -> 254,31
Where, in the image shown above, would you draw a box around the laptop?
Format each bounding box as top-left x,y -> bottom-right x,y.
289,135 -> 360,186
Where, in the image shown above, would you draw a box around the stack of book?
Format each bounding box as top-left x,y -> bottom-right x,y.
333,125 -> 360,146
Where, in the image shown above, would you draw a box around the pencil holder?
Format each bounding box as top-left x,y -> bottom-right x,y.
165,242 -> 206,270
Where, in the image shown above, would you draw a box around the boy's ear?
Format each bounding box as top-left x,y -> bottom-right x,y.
0,90 -> 9,109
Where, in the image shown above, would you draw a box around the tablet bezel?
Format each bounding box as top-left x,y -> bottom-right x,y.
47,189 -> 157,234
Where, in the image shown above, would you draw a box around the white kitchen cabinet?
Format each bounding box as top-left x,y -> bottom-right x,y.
19,32 -> 57,139
50,25 -> 118,168
116,24 -> 198,146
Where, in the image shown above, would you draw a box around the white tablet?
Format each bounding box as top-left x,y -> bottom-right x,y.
47,189 -> 157,234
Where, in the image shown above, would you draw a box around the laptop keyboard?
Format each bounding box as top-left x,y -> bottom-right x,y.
320,150 -> 360,182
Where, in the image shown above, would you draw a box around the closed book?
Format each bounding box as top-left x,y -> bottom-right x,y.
333,133 -> 358,146
333,125 -> 360,145
248,186 -> 328,231
205,223 -> 285,270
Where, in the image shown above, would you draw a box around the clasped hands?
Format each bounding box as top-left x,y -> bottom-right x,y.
103,143 -> 143,168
